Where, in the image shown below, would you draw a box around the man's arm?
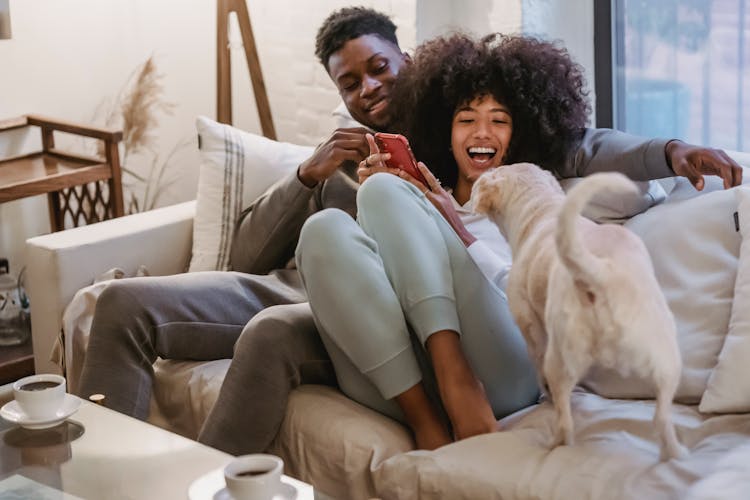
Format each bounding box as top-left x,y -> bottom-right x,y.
559,128 -> 673,181
229,128 -> 369,274
560,128 -> 742,188
230,170 -> 318,275
665,139 -> 743,190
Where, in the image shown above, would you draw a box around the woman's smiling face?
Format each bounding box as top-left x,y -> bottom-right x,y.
451,94 -> 513,190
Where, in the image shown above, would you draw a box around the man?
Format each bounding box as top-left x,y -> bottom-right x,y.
197,7 -> 410,453
77,7 -> 408,436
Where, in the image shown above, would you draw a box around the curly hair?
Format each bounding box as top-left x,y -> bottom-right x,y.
389,33 -> 591,188
315,7 -> 399,71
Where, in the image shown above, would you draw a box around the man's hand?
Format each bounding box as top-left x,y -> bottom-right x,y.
667,140 -> 743,190
297,128 -> 370,187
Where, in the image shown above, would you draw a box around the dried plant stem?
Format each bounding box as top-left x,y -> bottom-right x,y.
120,56 -> 175,163
89,55 -> 182,213
141,136 -> 193,211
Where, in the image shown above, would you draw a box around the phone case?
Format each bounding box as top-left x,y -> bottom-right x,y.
373,133 -> 429,185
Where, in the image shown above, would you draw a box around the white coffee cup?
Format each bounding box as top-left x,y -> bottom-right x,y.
12,374 -> 67,420
224,454 -> 283,500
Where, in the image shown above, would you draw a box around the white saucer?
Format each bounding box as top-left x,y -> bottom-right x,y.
188,467 -> 297,500
0,394 -> 81,430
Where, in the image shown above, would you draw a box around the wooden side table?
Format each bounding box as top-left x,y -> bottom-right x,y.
0,114 -> 124,231
0,115 -> 124,380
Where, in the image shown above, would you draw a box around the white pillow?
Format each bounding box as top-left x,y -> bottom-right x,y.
190,116 -> 314,272
699,186 -> 750,413
583,177 -> 741,402
559,178 -> 667,223
726,149 -> 750,170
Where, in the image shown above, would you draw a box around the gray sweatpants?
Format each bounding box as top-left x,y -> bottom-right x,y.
295,173 -> 538,422
77,269 -> 310,421
197,302 -> 336,454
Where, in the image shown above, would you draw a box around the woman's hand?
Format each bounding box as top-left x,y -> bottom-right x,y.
357,133 -> 402,184
397,162 -> 477,247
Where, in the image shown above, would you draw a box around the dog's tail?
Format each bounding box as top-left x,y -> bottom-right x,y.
555,172 -> 640,293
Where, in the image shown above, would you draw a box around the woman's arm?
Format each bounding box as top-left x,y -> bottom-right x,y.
396,162 -> 477,246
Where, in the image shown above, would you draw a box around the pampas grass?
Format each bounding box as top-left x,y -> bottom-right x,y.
91,55 -> 185,213
120,56 -> 175,163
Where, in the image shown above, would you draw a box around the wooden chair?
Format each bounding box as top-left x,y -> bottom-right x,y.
0,115 -> 124,232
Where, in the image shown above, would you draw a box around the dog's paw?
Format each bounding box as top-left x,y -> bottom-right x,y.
660,442 -> 689,462
549,428 -> 574,449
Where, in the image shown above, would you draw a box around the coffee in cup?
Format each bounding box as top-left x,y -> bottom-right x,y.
224,454 -> 283,499
19,381 -> 61,391
12,374 -> 67,420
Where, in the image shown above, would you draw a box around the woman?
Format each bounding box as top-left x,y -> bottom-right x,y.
294,33 -> 740,450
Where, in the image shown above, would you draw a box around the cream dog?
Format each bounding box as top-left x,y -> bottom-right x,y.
472,163 -> 687,461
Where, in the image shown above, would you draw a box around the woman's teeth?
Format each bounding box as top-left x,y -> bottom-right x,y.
467,147 -> 497,164
468,147 -> 496,154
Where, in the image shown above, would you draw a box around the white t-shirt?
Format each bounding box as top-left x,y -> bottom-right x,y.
456,197 -> 513,291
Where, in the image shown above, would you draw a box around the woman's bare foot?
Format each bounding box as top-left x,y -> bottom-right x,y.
395,382 -> 453,450
411,413 -> 453,450
441,370 -> 497,440
427,331 -> 498,441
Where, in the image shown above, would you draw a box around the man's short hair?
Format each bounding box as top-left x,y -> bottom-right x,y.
315,7 -> 399,70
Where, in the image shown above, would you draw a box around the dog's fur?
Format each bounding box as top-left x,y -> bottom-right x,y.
472,163 -> 687,461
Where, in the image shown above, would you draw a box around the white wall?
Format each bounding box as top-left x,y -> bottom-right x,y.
0,0 -> 416,274
522,0 -> 596,121
0,0 -> 593,275
0,0 -> 214,274
416,0 -> 521,41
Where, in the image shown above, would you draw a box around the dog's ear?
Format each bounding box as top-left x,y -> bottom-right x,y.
472,174 -> 499,214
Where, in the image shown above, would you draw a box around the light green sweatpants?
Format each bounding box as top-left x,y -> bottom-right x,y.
295,173 -> 538,423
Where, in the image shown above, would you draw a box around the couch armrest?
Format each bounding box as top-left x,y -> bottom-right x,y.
25,200 -> 196,374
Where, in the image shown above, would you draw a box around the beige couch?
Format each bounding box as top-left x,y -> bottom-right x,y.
25,153 -> 750,499
24,199 -> 415,499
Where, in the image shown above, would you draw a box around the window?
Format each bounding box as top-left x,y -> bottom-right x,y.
596,0 -> 749,151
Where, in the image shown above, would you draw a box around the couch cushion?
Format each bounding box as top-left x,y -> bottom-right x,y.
374,391 -> 750,500
266,385 -> 413,500
583,177 -> 741,402
699,186 -> 750,412
150,358 -> 230,439
558,178 -> 667,223
190,117 -> 314,272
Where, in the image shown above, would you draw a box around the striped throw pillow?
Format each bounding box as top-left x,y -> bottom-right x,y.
190,116 -> 314,271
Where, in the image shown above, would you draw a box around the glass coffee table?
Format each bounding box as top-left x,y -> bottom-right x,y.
0,394 -> 315,499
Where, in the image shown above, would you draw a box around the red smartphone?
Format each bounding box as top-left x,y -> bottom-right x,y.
373,132 -> 429,185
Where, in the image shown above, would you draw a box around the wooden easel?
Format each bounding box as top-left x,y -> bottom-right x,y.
216,0 -> 277,140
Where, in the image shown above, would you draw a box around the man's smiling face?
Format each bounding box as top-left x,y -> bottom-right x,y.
327,34 -> 409,131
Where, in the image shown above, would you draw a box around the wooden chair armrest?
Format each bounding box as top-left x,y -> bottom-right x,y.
25,114 -> 123,142
0,116 -> 29,132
